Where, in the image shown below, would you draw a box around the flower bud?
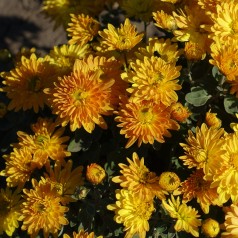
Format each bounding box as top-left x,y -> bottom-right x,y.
201,218 -> 220,237
159,171 -> 180,192
86,163 -> 106,185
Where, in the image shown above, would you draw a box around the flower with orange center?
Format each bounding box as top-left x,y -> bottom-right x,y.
122,56 -> 182,106
0,188 -> 22,237
209,39 -> 238,81
162,195 -> 201,237
115,98 -> 180,148
63,229 -> 103,238
112,152 -> 167,200
67,14 -> 100,46
19,178 -> 69,238
98,18 -> 144,51
16,117 -> 71,165
107,189 -> 155,238
86,163 -> 106,185
179,123 -> 226,180
205,109 -> 222,128
45,59 -> 114,133
1,53 -> 56,113
175,169 -> 221,214
202,218 -> 220,238
0,147 -> 38,188
169,102 -> 191,123
158,171 -> 180,193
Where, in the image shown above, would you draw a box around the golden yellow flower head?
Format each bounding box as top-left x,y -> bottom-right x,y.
67,14 -> 100,46
98,18 -> 144,51
63,229 -> 103,238
205,109 -> 222,128
0,188 -> 22,237
107,189 -> 154,238
19,178 -> 69,238
201,218 -> 220,238
115,98 -> 180,148
169,102 -> 191,123
158,171 -> 180,192
86,163 -> 106,185
0,101 -> 7,118
184,41 -> 206,61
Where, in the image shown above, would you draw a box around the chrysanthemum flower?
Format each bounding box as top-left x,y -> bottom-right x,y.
16,117 -> 71,165
184,40 -> 206,61
45,59 -> 114,133
98,18 -> 144,51
1,53 -> 56,113
19,178 -> 69,238
115,98 -> 179,148
0,188 -> 22,237
43,159 -> 84,204
136,37 -> 182,64
169,102 -> 191,123
112,152 -> 167,200
48,43 -> 91,77
205,109 -> 222,128
63,229 -> 103,238
175,169 -> 221,214
202,218 -> 220,238
209,2 -> 238,42
1,147 -> 38,188
179,123 -> 226,180
67,14 -> 100,46
222,204 -> 238,237
86,163 -> 106,185
158,171 -> 180,193
209,39 -> 238,81
107,189 -> 154,238
121,56 -> 182,106
162,195 -> 201,237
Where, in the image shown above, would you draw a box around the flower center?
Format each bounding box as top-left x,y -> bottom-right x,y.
138,107 -> 154,124
35,135 -> 49,148
33,201 -> 46,214
28,76 -> 41,92
72,89 -> 89,103
194,149 -> 207,163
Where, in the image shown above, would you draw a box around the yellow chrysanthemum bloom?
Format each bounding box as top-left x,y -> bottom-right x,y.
19,178 -> 69,238
67,14 -> 100,46
162,195 -> 201,237
45,59 -> 114,133
136,37 -> 182,64
86,163 -> 106,185
222,204 -> 238,237
43,159 -> 84,204
115,98 -> 179,148
107,189 -> 154,238
122,56 -> 182,106
169,102 -> 191,123
205,109 -> 222,128
1,53 -> 56,113
175,169 -> 221,214
112,152 -> 167,200
209,2 -> 238,42
158,171 -> 180,193
1,147 -> 37,188
153,10 -> 177,32
179,123 -> 226,180
16,117 -> 71,165
48,43 -> 91,77
0,188 -> 22,237
202,218 -> 220,238
63,229 -> 103,238
209,39 -> 238,81
184,40 -> 206,61
98,18 -> 144,51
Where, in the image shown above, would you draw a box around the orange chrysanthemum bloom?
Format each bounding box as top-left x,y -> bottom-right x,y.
179,123 -> 226,180
209,2 -> 238,42
175,169 -> 221,214
67,14 -> 100,46
209,39 -> 238,81
169,102 -> 191,123
16,117 -> 71,165
0,188 -> 22,237
86,163 -> 106,185
98,18 -> 144,51
121,56 -> 182,106
115,98 -> 179,148
205,109 -> 222,128
162,195 -> 201,237
19,178 -> 69,238
222,204 -> 238,237
136,37 -> 182,64
63,229 -> 103,238
43,159 -> 84,204
112,152 -> 167,200
1,147 -> 38,188
107,189 -> 154,238
45,59 -> 114,133
1,53 -> 56,113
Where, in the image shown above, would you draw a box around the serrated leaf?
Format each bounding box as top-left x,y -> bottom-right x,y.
224,95 -> 238,114
185,87 -> 211,107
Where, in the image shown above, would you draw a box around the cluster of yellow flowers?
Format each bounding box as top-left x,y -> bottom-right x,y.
1,0 -> 238,237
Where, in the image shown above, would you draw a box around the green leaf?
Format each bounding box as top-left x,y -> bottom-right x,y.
185,86 -> 212,107
224,95 -> 238,114
67,138 -> 84,152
